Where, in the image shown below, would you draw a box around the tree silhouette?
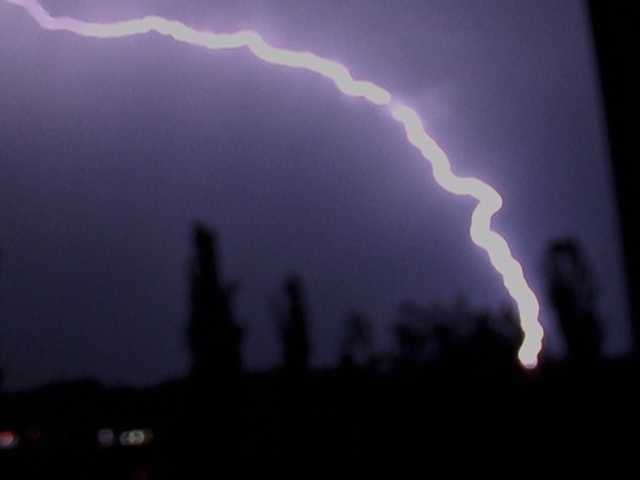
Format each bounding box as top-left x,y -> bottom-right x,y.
340,310 -> 373,368
545,238 -> 601,363
186,223 -> 243,380
393,304 -> 428,367
273,274 -> 310,373
393,301 -> 460,366
176,224 -> 246,472
392,299 -> 520,374
459,310 -> 521,375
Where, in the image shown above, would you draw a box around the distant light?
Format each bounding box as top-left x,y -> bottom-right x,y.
97,428 -> 115,447
0,431 -> 19,450
119,429 -> 153,447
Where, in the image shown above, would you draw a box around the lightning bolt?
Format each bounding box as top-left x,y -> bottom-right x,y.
4,0 -> 544,367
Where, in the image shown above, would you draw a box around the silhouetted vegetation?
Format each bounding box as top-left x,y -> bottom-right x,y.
187,223 -> 243,380
273,274 -> 310,374
0,225 -> 637,475
180,223 -> 246,472
340,310 -> 373,369
546,239 -> 602,364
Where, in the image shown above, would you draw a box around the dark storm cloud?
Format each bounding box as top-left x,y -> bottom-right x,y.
0,0 -> 629,389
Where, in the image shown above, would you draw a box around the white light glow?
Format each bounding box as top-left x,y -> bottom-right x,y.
0,431 -> 19,450
119,429 -> 153,446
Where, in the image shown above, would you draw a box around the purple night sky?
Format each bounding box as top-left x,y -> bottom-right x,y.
0,0 -> 630,389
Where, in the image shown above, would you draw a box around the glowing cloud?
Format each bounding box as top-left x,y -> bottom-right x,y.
3,0 -> 544,367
